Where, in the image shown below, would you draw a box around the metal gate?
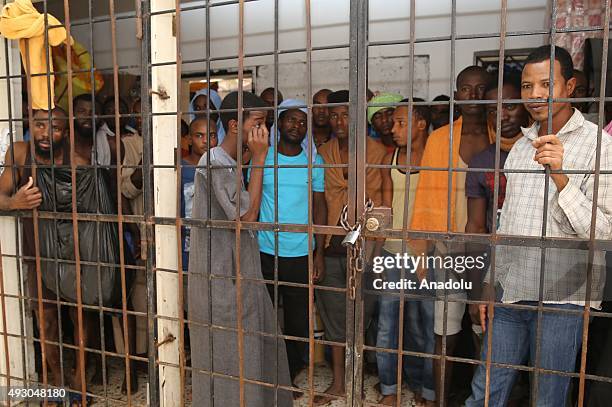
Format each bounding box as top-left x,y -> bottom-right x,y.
0,0 -> 611,406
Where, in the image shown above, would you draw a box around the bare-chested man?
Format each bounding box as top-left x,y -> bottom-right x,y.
0,107 -> 96,403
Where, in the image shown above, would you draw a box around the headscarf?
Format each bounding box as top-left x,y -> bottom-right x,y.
270,99 -> 317,162
367,93 -> 403,124
188,88 -> 225,143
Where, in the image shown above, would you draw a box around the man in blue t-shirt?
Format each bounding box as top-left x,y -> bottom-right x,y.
258,98 -> 327,389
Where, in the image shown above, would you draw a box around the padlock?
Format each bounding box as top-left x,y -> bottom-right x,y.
342,224 -> 362,247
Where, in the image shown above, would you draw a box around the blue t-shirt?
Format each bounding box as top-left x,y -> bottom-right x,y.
257,149 -> 325,257
181,159 -> 197,270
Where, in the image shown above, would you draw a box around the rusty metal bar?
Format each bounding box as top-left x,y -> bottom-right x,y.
346,0 -> 366,404
577,0 -> 611,405
58,0 -> 89,403
530,2 -> 559,403
203,0 -> 215,404
0,240 -> 11,395
107,0 -> 133,404
482,1 -> 509,406
23,34 -> 51,406
303,0 -> 317,404
235,0 -> 246,405
438,1 -> 458,404
391,0 -> 417,404
270,0 -> 280,403
86,0 -> 111,402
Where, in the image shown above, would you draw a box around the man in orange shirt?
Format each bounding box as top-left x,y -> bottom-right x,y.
410,66 -> 492,406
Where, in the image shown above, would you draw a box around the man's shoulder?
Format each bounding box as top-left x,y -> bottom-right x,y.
469,144 -> 506,168
566,119 -> 612,160
317,138 -> 336,160
199,146 -> 234,169
581,119 -> 612,143
366,136 -> 387,163
423,124 -> 455,153
429,122 -> 452,137
9,141 -> 29,164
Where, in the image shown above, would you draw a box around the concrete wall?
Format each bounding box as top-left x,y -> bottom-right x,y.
64,0 -> 549,99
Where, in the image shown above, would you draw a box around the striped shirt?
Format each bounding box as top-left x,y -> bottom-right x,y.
491,109 -> 612,308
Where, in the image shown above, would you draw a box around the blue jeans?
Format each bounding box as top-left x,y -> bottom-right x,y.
375,251 -> 435,400
466,302 -> 584,407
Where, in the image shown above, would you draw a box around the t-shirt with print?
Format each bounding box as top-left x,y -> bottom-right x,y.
465,143 -> 509,234
257,149 -> 325,257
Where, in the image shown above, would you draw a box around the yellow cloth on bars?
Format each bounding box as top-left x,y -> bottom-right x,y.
52,40 -> 104,112
0,0 -> 72,110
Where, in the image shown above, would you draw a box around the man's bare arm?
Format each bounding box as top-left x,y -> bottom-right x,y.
0,143 -> 41,210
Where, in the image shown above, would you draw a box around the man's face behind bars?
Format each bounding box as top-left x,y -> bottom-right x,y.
329,106 -> 349,139
74,99 -> 96,139
521,59 -> 576,123
32,110 -> 67,157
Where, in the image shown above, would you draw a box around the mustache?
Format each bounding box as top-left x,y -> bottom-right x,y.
75,121 -> 96,138
34,138 -> 65,156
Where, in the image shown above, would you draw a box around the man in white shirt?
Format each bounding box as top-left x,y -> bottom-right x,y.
466,45 -> 612,407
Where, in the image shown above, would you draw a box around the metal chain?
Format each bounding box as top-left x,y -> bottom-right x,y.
341,199 -> 373,300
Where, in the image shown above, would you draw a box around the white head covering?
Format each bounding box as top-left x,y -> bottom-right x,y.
270,98 -> 317,162
188,88 -> 225,144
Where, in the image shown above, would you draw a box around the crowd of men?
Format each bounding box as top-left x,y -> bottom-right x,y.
0,44 -> 611,407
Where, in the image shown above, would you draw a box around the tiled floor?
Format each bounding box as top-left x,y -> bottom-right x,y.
86,359 -> 418,406
293,365 -> 418,407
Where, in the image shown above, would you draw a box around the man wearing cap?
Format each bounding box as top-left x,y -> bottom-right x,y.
368,93 -> 403,153
257,99 -> 328,392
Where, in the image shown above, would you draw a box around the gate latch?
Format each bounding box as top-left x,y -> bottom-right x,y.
364,207 -> 392,234
340,200 -> 374,300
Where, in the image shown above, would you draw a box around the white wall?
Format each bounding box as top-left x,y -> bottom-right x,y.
70,0 -> 549,99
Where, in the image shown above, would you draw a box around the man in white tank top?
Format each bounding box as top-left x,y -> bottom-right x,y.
374,99 -> 433,406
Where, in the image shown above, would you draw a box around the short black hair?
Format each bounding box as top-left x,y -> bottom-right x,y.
457,65 -> 492,89
33,106 -> 68,120
313,88 -> 333,102
432,94 -> 450,102
399,97 -> 431,128
484,70 -> 522,95
327,90 -> 349,104
102,96 -> 128,113
220,91 -> 268,132
189,116 -> 216,134
260,87 -> 284,102
524,45 -> 574,82
73,94 -> 95,108
181,119 -> 189,136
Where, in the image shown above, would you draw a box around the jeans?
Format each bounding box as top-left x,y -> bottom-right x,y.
466,302 -> 584,407
375,251 -> 435,400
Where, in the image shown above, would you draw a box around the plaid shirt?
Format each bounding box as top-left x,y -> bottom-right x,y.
491,109 -> 612,307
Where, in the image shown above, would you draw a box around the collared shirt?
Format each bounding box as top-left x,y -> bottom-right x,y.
491,109 -> 612,308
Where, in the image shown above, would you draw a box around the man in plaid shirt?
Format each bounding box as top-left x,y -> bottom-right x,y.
466,45 -> 612,406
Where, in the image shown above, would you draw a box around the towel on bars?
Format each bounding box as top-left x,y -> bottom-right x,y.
0,0 -> 72,110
